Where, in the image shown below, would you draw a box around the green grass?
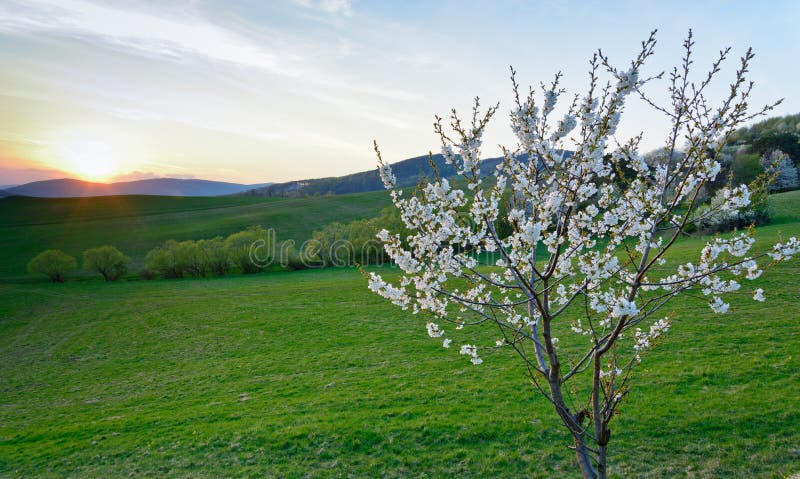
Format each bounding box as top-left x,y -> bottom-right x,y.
0,192 -> 799,477
0,192 -> 392,279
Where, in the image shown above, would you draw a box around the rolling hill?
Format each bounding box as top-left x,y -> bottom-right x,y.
244,111 -> 800,198
240,153 -> 523,197
4,178 -> 272,198
0,191 -> 393,279
0,191 -> 798,477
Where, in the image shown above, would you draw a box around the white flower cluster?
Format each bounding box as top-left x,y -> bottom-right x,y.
768,237 -> 800,261
753,289 -> 766,302
611,297 -> 639,318
367,272 -> 408,309
633,318 -> 671,362
710,296 -> 730,314
459,344 -> 483,365
426,322 -> 444,338
368,51 -> 793,372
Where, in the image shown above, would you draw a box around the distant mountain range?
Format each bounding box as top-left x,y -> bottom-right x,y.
0,152 -> 538,199
1,178 -> 272,198
239,153 -> 525,197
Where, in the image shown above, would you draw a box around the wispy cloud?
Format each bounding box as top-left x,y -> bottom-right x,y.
296,89 -> 412,129
0,0 -> 424,104
293,0 -> 353,16
0,0 -> 302,76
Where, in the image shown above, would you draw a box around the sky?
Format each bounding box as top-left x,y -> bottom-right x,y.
0,0 -> 798,186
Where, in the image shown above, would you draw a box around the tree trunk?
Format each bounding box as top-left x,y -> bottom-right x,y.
597,444 -> 608,479
547,381 -> 598,478
572,433 -> 598,479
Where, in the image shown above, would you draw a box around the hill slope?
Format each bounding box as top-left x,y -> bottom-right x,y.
5,178 -> 272,198
0,191 -> 392,279
0,192 -> 798,477
242,153 -> 513,197
244,111 -> 800,199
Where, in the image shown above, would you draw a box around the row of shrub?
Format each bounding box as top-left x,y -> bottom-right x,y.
27,173 -> 780,284
26,208 -> 409,283
26,226 -> 314,283
141,227 -> 309,279
27,246 -> 128,283
307,207 -> 408,267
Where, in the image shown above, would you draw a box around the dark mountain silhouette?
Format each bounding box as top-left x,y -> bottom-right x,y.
4,178 -> 272,198
240,153 -> 532,197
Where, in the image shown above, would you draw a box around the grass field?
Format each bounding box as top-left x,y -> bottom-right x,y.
0,192 -> 799,477
0,192 -> 392,279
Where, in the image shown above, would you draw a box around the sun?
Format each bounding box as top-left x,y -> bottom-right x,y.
46,126 -> 137,182
56,138 -> 120,182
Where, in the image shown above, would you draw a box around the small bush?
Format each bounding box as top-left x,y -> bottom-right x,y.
225,227 -> 272,273
27,249 -> 76,283
174,240 -> 205,278
198,237 -> 230,276
83,245 -> 129,281
280,241 -> 313,270
309,222 -> 350,267
145,240 -> 183,279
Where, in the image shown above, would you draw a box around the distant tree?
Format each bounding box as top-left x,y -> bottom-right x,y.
145,240 -> 183,278
752,130 -> 800,161
175,240 -> 206,278
28,250 -> 76,283
729,152 -> 763,185
83,245 -> 129,281
374,206 -> 411,246
225,227 -> 272,273
198,237 -> 230,276
308,212 -> 406,267
280,241 -> 312,270
728,113 -> 800,145
761,149 -> 800,191
309,222 -> 350,267
368,31 -> 795,478
348,219 -> 386,265
494,190 -> 515,240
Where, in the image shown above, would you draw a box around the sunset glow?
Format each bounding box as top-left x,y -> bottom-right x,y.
43,126 -> 146,182
0,0 -> 798,186
53,138 -> 118,181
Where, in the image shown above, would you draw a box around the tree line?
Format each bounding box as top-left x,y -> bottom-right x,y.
25,212 -> 404,283
25,145 -> 794,284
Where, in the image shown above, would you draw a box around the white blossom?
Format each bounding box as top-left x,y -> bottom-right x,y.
753,289 -> 766,302
365,32 -> 794,479
709,296 -> 730,314
426,322 -> 444,338
611,297 -> 639,318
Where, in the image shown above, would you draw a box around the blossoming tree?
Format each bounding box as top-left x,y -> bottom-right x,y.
367,31 -> 797,478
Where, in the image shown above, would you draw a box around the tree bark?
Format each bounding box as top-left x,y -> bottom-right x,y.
597,443 -> 608,479
572,433 -> 598,479
547,375 -> 598,478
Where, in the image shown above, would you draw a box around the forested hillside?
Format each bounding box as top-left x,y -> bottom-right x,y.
243,113 -> 799,198
240,154 -> 512,197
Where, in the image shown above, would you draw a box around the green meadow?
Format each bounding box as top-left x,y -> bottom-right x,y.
1,191 -> 799,477
0,192 -> 392,279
